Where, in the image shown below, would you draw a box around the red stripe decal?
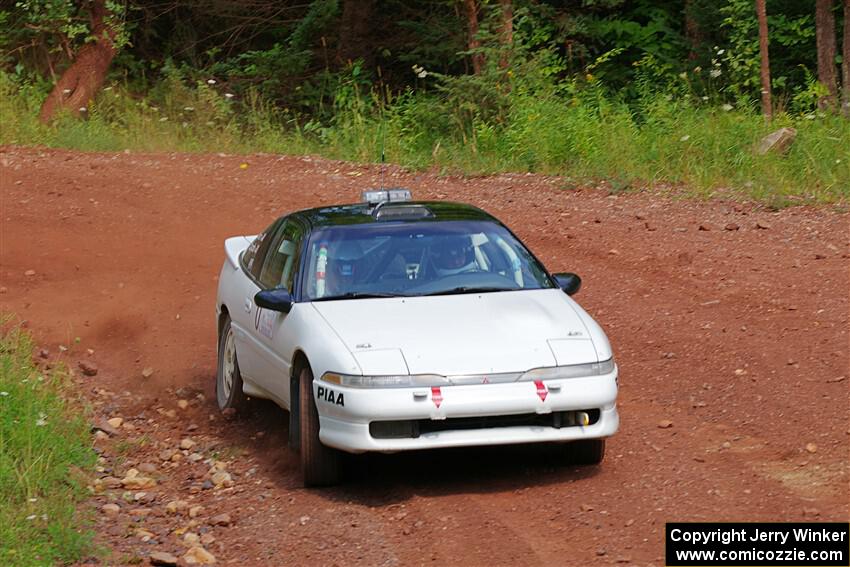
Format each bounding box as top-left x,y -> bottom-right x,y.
534,380 -> 548,402
431,386 -> 443,408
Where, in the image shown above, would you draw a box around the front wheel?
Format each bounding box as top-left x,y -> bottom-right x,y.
557,439 -> 605,466
216,316 -> 248,412
299,366 -> 341,486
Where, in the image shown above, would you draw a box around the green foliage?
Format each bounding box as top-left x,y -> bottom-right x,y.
205,0 -> 340,111
5,0 -> 129,78
720,0 -> 818,110
392,0 -> 466,74
290,0 -> 339,52
790,69 -> 830,113
581,0 -> 685,89
0,323 -> 97,566
13,0 -> 89,44
0,0 -> 842,115
718,0 -> 760,101
2,68 -> 847,204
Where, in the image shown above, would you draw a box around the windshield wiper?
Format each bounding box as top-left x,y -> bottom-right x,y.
313,291 -> 404,301
421,286 -> 514,297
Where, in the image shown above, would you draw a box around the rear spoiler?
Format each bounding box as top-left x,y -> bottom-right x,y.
224,235 -> 256,269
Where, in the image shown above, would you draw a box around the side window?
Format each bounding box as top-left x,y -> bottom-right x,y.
258,220 -> 305,291
242,219 -> 282,280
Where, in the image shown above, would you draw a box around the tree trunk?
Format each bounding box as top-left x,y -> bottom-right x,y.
499,0 -> 513,70
755,0 -> 772,119
816,0 -> 838,110
464,0 -> 483,74
337,0 -> 375,69
684,0 -> 702,60
842,0 -> 849,116
39,0 -> 118,123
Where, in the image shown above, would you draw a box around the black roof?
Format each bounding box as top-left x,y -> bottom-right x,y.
295,201 -> 499,229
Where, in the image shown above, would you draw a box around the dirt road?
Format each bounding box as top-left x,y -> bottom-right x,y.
1,146 -> 848,566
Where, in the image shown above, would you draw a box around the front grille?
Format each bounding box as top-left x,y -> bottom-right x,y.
369,409 -> 600,439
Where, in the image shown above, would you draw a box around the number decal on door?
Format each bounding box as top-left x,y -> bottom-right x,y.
255,308 -> 275,339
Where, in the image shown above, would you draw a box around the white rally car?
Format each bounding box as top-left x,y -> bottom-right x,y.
215,190 -> 618,486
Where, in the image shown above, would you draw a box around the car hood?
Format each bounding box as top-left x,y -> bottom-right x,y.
310,289 -> 602,376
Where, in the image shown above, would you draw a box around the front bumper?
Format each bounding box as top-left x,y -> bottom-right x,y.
314,368 -> 619,453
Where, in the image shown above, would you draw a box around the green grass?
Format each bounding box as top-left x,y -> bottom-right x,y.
0,323 -> 96,566
1,71 -> 848,205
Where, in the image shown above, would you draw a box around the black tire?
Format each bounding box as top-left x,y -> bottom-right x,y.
288,376 -> 301,453
564,439 -> 605,465
216,316 -> 248,412
299,365 -> 341,486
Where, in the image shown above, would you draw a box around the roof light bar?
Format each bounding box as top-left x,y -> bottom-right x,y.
374,204 -> 433,220
361,188 -> 412,205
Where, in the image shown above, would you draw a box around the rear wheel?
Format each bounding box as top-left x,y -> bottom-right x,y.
299,366 -> 341,486
216,316 -> 248,412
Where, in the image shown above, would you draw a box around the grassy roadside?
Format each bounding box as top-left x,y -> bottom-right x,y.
0,324 -> 96,565
1,72 -> 847,206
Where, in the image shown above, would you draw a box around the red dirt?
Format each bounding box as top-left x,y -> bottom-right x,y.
1,146 -> 848,566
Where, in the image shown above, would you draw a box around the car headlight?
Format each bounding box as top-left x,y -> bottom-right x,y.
322,372 -> 450,389
518,358 -> 615,381
322,360 -> 615,389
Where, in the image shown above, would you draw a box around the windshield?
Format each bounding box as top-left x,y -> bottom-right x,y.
302,220 -> 554,300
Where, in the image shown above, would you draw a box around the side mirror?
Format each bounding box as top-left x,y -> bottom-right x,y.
254,289 -> 293,313
553,273 -> 581,296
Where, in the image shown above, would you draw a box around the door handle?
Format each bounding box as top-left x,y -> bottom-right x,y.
244,298 -> 252,313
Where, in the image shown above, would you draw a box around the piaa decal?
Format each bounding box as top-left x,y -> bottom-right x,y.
317,385 -> 345,406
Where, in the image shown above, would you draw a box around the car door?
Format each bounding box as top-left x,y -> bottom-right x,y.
229,219 -> 282,385
245,217 -> 306,405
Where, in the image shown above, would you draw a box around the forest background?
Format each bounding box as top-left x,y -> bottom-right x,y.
1,0 -> 848,205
